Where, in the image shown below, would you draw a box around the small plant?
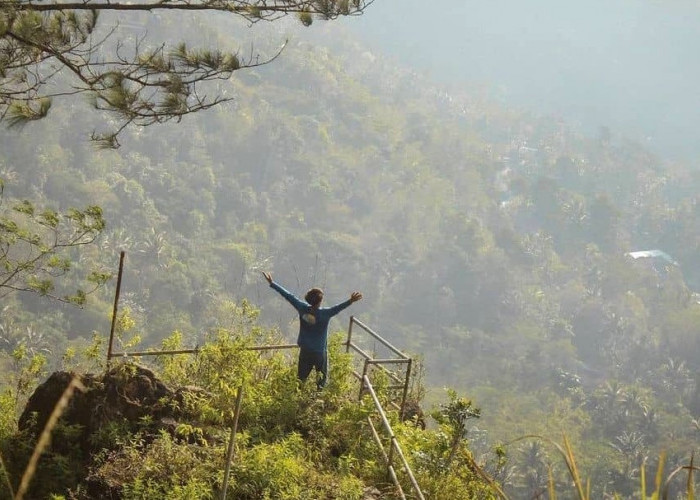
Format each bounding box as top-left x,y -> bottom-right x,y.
107,431 -> 220,500
10,344 -> 47,411
432,388 -> 481,468
114,308 -> 142,353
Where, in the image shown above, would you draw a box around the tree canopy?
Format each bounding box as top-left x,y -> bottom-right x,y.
0,0 -> 371,146
1,11 -> 699,499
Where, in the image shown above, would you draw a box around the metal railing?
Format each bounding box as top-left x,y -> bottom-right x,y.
363,375 -> 425,500
345,316 -> 412,419
345,317 -> 424,498
105,252 -> 423,497
107,344 -> 298,360
105,251 -> 299,363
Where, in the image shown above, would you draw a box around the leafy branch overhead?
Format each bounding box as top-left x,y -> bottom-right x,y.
0,0 -> 371,147
0,180 -> 110,305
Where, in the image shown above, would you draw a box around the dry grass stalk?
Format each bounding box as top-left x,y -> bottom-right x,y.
15,375 -> 86,500
0,453 -> 15,499
547,465 -> 556,500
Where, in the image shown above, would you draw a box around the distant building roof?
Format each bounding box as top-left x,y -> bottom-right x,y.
627,249 -> 679,266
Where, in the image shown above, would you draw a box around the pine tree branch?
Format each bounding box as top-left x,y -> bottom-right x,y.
13,0 -> 371,19
1,0 -> 372,145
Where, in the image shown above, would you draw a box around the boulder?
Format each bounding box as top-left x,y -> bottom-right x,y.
14,362 -> 212,499
18,362 -> 204,454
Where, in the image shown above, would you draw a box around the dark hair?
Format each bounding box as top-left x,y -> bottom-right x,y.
305,288 -> 323,306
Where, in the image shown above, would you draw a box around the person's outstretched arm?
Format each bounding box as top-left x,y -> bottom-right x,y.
327,291 -> 363,316
262,271 -> 306,311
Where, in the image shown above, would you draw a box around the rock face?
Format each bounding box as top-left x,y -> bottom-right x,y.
15,362 -> 206,498
20,364 -> 177,444
19,371 -> 94,434
401,399 -> 426,430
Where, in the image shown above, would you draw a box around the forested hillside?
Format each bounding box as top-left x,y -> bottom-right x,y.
1,17 -> 698,498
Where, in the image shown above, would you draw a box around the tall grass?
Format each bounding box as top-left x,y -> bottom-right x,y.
0,370 -> 696,500
510,435 -> 698,500
659,452 -> 696,500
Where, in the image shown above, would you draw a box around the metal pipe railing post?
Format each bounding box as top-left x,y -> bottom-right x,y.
107,251 -> 125,365
221,385 -> 244,500
346,316 -> 354,353
366,416 -> 406,500
363,375 -> 425,500
359,359 -> 369,400
387,434 -> 395,472
400,358 -> 412,421
390,435 -> 424,499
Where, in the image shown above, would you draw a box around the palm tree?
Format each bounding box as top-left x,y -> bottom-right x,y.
619,387 -> 647,419
101,227 -> 135,257
513,441 -> 550,499
659,358 -> 692,396
138,227 -> 169,268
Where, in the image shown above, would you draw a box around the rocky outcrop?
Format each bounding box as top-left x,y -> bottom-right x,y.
14,362 -> 210,498
19,364 -> 188,449
18,363 -> 206,464
401,398 -> 426,430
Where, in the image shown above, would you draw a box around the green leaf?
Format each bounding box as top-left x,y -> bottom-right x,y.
39,209 -> 59,228
13,200 -> 34,216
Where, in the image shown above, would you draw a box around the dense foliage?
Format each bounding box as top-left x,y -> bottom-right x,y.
0,303 -> 501,499
0,17 -> 698,498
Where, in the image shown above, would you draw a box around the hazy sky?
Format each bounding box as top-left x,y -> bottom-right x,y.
339,0 -> 700,159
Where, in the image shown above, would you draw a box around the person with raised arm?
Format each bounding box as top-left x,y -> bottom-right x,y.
262,271 -> 362,389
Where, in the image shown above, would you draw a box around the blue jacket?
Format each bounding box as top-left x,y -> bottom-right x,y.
270,281 -> 353,352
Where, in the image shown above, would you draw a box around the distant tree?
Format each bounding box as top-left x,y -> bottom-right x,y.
587,193 -> 621,252
0,0 -> 371,147
432,388 -> 481,468
0,179 -> 110,304
512,441 -> 549,499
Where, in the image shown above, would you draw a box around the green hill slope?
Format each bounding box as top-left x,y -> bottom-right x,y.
1,313 -> 500,499
0,20 -> 698,498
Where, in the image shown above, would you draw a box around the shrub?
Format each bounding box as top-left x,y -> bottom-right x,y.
98,431 -> 220,500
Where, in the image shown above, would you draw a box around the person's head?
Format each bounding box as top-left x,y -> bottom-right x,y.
305,287 -> 324,307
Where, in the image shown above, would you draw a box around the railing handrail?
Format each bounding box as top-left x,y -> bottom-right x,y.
349,316 -> 410,359
345,316 -> 413,422
107,344 -> 299,359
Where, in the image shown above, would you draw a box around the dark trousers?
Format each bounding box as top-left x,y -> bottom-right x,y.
298,349 -> 328,389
